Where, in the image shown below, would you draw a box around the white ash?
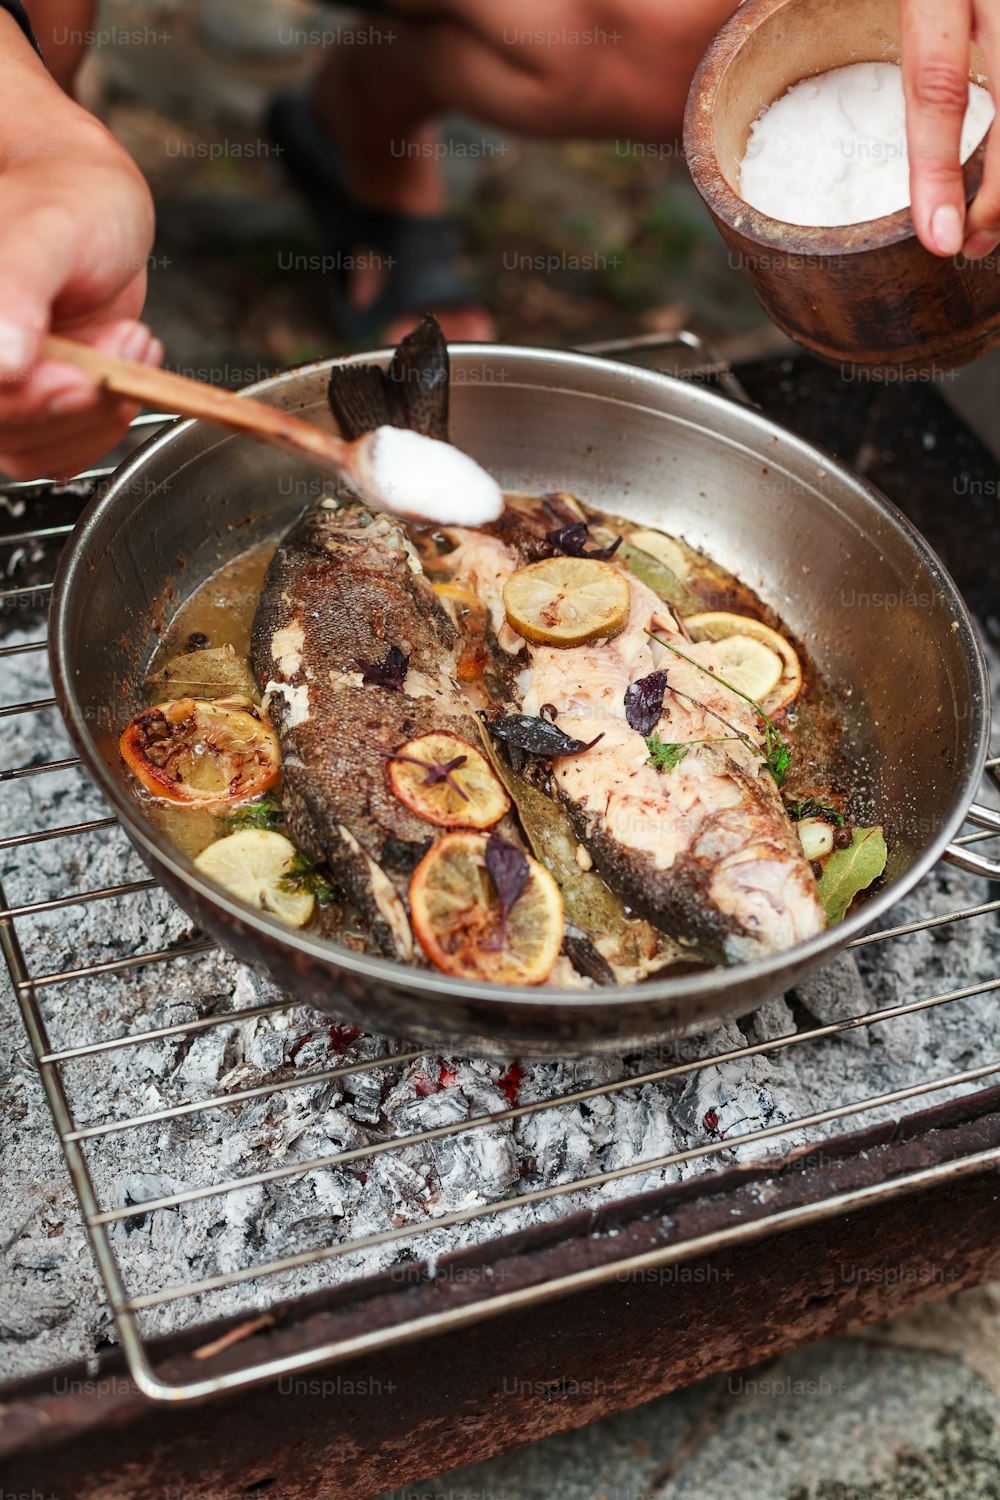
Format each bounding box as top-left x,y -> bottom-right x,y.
1,631 -> 999,1382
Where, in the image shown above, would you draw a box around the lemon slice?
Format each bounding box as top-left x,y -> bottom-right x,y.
409,832 -> 563,985
503,557 -> 630,647
684,612 -> 802,711
195,829 -> 315,928
388,732 -> 511,829
120,698 -> 280,806
626,528 -> 689,579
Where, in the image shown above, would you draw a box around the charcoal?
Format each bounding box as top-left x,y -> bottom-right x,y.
1,624 -> 998,1381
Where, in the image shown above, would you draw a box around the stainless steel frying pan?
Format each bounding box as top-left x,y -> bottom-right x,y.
49,346 -> 998,1056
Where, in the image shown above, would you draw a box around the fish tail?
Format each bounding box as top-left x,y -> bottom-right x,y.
326,314 -> 450,441
325,364 -> 396,441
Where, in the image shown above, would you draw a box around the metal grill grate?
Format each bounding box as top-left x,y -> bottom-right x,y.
2,427 -> 1000,1403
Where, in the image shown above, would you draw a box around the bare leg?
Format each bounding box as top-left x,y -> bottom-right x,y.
24,0 -> 97,92
309,12 -> 489,338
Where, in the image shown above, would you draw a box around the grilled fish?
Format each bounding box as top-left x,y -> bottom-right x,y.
254,314 -> 822,973
251,319 -> 472,960
253,322 -> 592,983
252,498 -> 478,960
443,514 -> 826,965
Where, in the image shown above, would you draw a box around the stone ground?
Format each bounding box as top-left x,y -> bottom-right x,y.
18,3 -> 1000,1495
379,1326 -> 1000,1500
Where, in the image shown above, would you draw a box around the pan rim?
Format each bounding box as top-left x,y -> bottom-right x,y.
49,343 -> 992,1013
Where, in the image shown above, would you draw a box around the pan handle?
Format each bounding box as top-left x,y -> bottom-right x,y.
944,801 -> 1000,879
574,330 -> 754,406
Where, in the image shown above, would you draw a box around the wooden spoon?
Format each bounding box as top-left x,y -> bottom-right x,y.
42,334 -> 503,525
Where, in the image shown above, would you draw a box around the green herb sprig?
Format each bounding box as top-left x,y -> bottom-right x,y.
763,721 -> 791,787
646,734 -> 742,773
226,794 -> 283,832
279,851 -> 337,906
786,797 -> 845,826
646,631 -> 793,786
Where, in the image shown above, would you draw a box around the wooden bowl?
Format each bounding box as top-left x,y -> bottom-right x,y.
683,0 -> 999,370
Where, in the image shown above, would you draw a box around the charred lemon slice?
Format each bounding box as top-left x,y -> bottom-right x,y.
195,829 -> 314,927
684,612 -> 802,711
388,732 -> 510,829
120,698 -> 280,806
410,832 -> 563,985
503,557 -> 630,647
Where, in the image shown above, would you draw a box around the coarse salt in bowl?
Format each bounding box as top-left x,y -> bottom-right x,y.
739,60 -> 994,228
683,0 -> 1000,371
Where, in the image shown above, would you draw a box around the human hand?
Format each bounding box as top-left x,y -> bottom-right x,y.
902,0 -> 1000,258
0,15 -> 161,479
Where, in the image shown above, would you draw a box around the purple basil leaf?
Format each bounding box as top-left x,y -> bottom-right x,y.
423,753 -> 468,786
356,645 -> 409,691
545,522 -> 623,561
485,713 -> 604,757
624,669 -> 668,737
423,753 -> 469,800
485,833 -> 530,943
381,748 -> 470,801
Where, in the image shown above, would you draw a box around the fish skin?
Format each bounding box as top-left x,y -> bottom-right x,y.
251,499 -> 474,959
446,515 -> 825,966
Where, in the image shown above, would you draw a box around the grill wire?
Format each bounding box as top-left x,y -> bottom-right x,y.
2,427 -> 1000,1403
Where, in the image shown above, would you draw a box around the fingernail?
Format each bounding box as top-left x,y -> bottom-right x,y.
117,324 -> 152,362
146,337 -> 165,367
931,204 -> 964,255
0,319 -> 35,375
963,231 -> 997,260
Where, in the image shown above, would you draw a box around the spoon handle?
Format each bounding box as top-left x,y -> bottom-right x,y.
43,333 -> 351,469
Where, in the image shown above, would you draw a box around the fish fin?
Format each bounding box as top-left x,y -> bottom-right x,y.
326,315 -> 450,441
336,823 -> 414,961
389,314 -> 450,440
326,363 -> 396,441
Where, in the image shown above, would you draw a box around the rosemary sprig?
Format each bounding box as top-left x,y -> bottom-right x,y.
646,631 -> 793,786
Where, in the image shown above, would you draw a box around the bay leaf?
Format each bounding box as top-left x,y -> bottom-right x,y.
474,718 -> 677,979
817,826 -> 888,924
149,645 -> 258,703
